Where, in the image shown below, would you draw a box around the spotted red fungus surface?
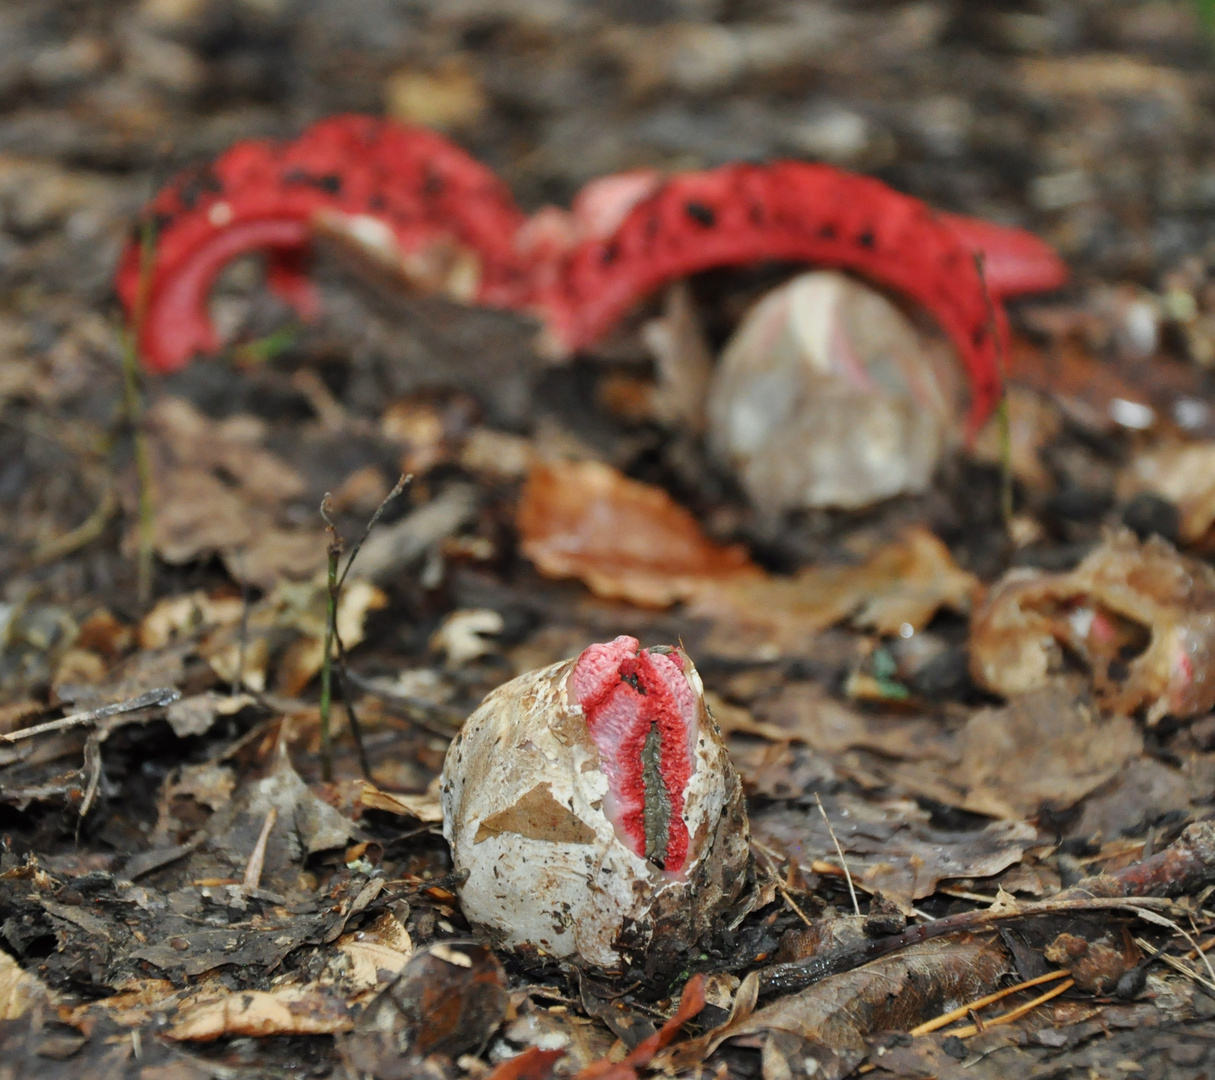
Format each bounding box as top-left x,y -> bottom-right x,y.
115,115 -> 528,373
570,636 -> 697,873
116,114 -> 1068,433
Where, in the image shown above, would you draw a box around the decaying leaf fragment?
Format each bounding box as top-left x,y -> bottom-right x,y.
690,526 -> 978,660
0,950 -> 49,1020
970,529 -> 1215,723
169,985 -> 353,1040
345,943 -> 508,1065
661,937 -> 1009,1080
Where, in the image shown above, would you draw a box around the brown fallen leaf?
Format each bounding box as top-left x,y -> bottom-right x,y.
958,681 -> 1143,821
970,528 -> 1215,722
690,526 -> 978,660
169,985 -> 352,1041
517,458 -> 758,607
661,938 -> 1008,1080
345,943 -> 508,1065
131,396 -> 324,588
336,911 -> 414,991
0,950 -> 49,1020
1004,335 -> 1155,435
752,795 -> 1036,911
358,781 -> 443,823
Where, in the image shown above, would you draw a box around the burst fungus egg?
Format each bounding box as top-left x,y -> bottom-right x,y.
440,636 -> 751,974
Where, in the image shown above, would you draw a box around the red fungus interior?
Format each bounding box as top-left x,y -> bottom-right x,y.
571,636 -> 697,873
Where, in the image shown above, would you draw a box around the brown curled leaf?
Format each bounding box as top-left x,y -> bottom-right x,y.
517,458 -> 759,607
969,528 -> 1215,723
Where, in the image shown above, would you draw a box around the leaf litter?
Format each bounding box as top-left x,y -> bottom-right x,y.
6,3 -> 1215,1078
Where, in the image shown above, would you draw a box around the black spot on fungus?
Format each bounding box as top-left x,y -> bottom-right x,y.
748,203 -> 765,226
600,241 -> 619,266
423,168 -> 445,197
818,223 -> 838,240
283,169 -> 343,194
858,229 -> 875,249
685,201 -> 716,227
177,167 -> 223,211
369,193 -> 387,211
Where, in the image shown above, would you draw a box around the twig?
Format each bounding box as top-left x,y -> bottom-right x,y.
31,477 -> 117,565
229,548 -> 251,696
815,793 -> 860,917
973,251 -> 1014,528
243,807 -> 277,894
1135,936 -> 1215,995
944,977 -> 1074,1040
341,670 -> 463,739
318,510 -> 340,782
317,474 -> 410,781
750,838 -> 814,928
757,895 -> 1178,997
120,219 -> 159,606
908,970 -> 1071,1036
1,687 -> 181,743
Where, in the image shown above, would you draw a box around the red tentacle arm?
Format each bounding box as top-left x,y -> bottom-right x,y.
538,163 -> 1061,435
116,115 -> 530,373
939,212 -> 1069,298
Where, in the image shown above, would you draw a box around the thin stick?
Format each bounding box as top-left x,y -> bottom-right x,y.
1135,936 -> 1215,994
120,220 -> 159,606
943,978 -> 1074,1040
317,474 -> 411,781
815,793 -> 860,917
243,807 -> 277,893
908,970 -> 1071,1036
758,895 -> 1179,996
318,504 -> 340,782
31,479 -> 117,565
1,687 -> 181,743
973,251 -> 1014,528
750,839 -> 814,928
337,473 -> 410,590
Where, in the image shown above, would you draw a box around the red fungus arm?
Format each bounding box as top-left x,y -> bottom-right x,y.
539,163 -> 1068,435
115,115 -> 529,373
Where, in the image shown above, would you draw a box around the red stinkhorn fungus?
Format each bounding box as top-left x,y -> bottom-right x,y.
115,115 -> 529,373
536,162 -> 1067,436
117,115 -> 1068,436
440,636 -> 749,973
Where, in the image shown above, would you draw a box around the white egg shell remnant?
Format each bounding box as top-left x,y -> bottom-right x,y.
440,647 -> 749,972
706,270 -> 966,513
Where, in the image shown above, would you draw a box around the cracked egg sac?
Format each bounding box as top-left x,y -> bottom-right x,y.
440,636 -> 750,974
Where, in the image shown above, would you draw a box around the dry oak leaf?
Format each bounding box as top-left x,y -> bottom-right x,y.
168,985 -> 352,1041
689,526 -> 978,661
517,458 -> 758,607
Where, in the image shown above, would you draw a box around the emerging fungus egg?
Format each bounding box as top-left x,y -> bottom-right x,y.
440,636 -> 750,974
706,270 -> 967,513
